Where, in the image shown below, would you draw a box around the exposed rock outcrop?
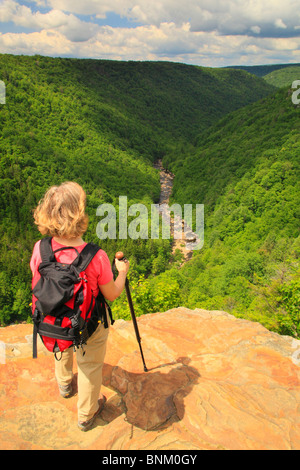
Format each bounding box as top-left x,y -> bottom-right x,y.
0,308 -> 299,450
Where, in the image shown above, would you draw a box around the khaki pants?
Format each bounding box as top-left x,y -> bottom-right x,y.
55,321 -> 109,423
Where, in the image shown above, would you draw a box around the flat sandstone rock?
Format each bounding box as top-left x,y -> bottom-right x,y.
0,308 -> 299,450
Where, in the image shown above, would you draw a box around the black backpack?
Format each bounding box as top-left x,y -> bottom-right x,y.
32,237 -> 113,359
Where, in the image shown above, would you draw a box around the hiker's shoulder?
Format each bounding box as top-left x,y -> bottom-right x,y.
88,244 -> 110,263
30,239 -> 42,272
32,239 -> 42,254
84,244 -> 111,272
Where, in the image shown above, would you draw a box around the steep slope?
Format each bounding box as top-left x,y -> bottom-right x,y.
0,54 -> 274,325
162,86 -> 300,336
167,86 -> 300,211
263,66 -> 300,88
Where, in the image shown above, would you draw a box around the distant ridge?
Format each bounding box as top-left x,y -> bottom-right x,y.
226,63 -> 300,77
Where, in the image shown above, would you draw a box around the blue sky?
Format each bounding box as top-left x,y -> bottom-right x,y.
0,0 -> 299,66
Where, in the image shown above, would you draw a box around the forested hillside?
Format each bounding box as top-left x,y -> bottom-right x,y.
0,54 -> 274,325
227,63 -> 300,77
263,66 -> 300,88
161,86 -> 300,338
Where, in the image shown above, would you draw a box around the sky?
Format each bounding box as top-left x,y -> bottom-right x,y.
0,0 -> 299,67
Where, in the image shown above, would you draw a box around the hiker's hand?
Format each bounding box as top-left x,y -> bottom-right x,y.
115,257 -> 130,274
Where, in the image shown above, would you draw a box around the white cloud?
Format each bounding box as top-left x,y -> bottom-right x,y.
20,0 -> 300,37
0,29 -> 74,56
0,0 -> 299,66
1,20 -> 299,67
37,0 -> 300,38
275,19 -> 287,29
0,0 -> 18,22
0,0 -> 99,41
45,0 -> 135,18
251,26 -> 261,35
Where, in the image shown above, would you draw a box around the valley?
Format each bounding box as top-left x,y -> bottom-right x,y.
0,54 -> 298,338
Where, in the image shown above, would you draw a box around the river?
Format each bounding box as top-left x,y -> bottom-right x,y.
154,160 -> 201,263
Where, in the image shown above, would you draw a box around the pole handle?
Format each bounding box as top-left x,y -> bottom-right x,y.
115,251 -> 125,260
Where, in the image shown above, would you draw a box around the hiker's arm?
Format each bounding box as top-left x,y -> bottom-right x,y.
100,259 -> 129,302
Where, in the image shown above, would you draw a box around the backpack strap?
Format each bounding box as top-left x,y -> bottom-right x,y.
40,237 -> 55,262
39,238 -> 100,270
73,243 -> 101,272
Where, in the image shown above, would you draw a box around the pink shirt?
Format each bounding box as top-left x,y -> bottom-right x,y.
30,239 -> 113,298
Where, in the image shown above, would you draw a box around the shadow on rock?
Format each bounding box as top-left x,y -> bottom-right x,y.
103,357 -> 200,431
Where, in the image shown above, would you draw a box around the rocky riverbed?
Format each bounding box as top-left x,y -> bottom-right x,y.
154,160 -> 201,263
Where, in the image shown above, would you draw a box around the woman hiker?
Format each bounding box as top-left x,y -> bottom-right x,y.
30,181 -> 129,431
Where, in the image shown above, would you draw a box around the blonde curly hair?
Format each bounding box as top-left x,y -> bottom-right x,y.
33,181 -> 89,239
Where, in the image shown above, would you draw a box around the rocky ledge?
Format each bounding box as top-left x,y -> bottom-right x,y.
0,307 -> 299,450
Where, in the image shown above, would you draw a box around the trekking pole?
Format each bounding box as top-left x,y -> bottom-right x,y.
113,252 -> 148,372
